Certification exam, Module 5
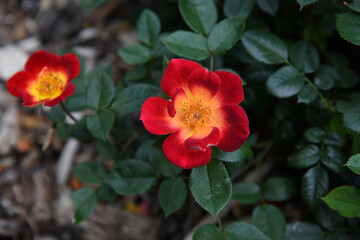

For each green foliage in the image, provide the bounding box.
[193,224,223,240]
[86,73,114,111]
[118,44,151,64]
[256,0,279,16]
[296,0,318,10]
[291,144,320,168]
[189,159,232,217]
[225,222,270,240]
[49,107,65,123]
[212,142,252,163]
[86,110,114,140]
[96,139,116,160]
[290,40,320,74]
[224,0,256,17]
[322,186,360,218]
[56,123,71,141]
[232,182,261,204]
[263,177,297,202]
[71,188,98,223]
[136,9,161,46]
[283,221,323,240]
[346,154,360,175]
[159,178,187,217]
[73,162,106,184]
[336,12,360,46]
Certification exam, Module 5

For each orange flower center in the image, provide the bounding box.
[35,69,65,99]
[182,98,213,128]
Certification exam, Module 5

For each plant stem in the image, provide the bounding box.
[210,54,214,72]
[216,215,223,232]
[59,101,77,122]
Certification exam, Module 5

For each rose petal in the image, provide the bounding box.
[58,53,81,82]
[163,130,212,169]
[140,97,182,135]
[211,104,249,152]
[161,59,201,98]
[6,71,35,98]
[184,126,220,151]
[211,71,244,108]
[25,51,59,75]
[167,88,189,117]
[188,68,220,101]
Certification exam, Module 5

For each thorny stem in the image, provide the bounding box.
[59,101,77,122]
[210,53,214,72]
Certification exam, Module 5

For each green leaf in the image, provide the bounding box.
[104,159,157,195]
[336,12,360,46]
[49,107,65,123]
[291,145,320,169]
[296,0,319,10]
[193,224,223,240]
[96,139,116,160]
[346,154,360,175]
[80,0,108,14]
[283,221,323,240]
[56,124,71,141]
[86,73,114,111]
[208,17,246,55]
[301,166,329,209]
[83,63,112,89]
[225,222,270,240]
[324,132,345,147]
[338,69,359,88]
[159,178,187,217]
[124,65,147,84]
[344,104,360,133]
[241,30,288,64]
[136,9,161,46]
[314,65,337,90]
[290,40,320,74]
[162,31,210,61]
[224,0,256,17]
[212,142,252,163]
[346,1,360,13]
[256,0,279,16]
[73,162,106,184]
[71,188,98,223]
[97,183,116,203]
[263,177,296,202]
[178,0,217,35]
[189,159,232,217]
[118,44,151,64]
[86,110,115,140]
[163,55,169,72]
[266,66,305,98]
[322,186,360,218]
[232,182,261,204]
[297,85,317,104]
[252,204,286,240]
[321,147,346,174]
[111,84,161,114]
[304,127,324,144]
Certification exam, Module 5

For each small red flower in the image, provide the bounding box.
[6,50,80,107]
[140,59,249,169]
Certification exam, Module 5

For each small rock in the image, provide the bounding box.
[0,45,28,81]
[18,36,41,52]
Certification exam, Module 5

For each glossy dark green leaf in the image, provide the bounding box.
[324,132,345,147]
[83,63,112,89]
[124,65,147,84]
[178,0,217,35]
[212,142,252,163]
[225,222,270,240]
[290,40,320,73]
[118,44,151,64]
[252,204,286,240]
[86,110,115,140]
[73,162,106,184]
[297,85,317,104]
[304,127,324,144]
[336,12,360,46]
[263,177,297,202]
[97,183,117,203]
[322,186,360,218]
[56,124,71,141]
[267,66,305,98]
[193,224,223,240]
[71,188,98,223]
[232,182,261,204]
[338,69,359,88]
[224,0,256,17]
[208,17,246,55]
[136,9,161,46]
[96,139,116,160]
[344,104,360,133]
[104,160,157,195]
[314,65,337,90]
[163,55,169,72]
[296,0,318,10]
[241,30,288,64]
[159,178,187,217]
[49,107,65,123]
[111,84,161,114]
[291,144,320,169]
[86,73,114,111]
[256,0,279,16]
[346,1,360,13]
[189,159,232,217]
[162,31,210,60]
[321,147,346,174]
[301,166,329,209]
[283,221,323,240]
[346,154,360,175]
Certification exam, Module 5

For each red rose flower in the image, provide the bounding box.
[6,50,80,107]
[140,59,249,169]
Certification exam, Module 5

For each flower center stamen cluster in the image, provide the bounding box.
[36,69,64,96]
[182,98,212,127]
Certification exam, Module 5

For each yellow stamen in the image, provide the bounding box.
[182,98,213,128]
[35,68,64,99]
